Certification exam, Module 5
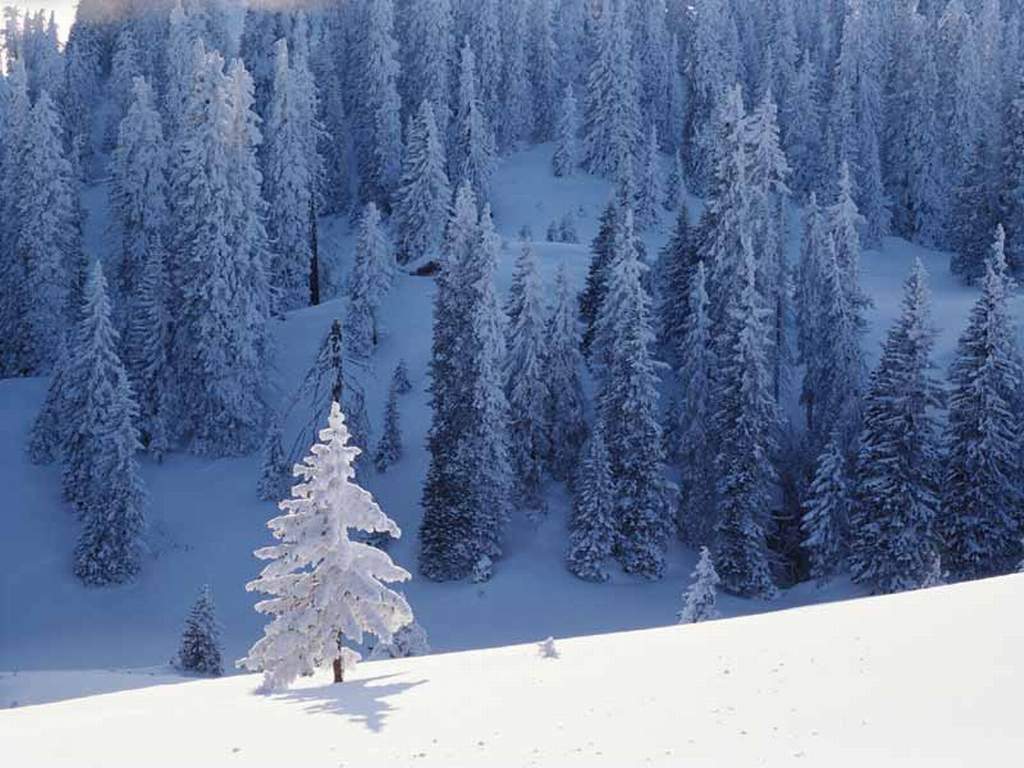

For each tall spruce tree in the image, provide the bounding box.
[595,210,669,579]
[850,258,943,595]
[801,437,851,584]
[504,243,549,509]
[66,262,147,586]
[566,425,616,583]
[940,228,1024,580]
[552,83,579,178]
[543,264,587,482]
[394,99,450,265]
[712,238,778,599]
[451,36,496,205]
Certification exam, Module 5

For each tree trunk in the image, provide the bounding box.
[309,201,321,307]
[332,657,344,683]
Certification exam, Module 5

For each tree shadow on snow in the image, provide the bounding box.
[277,674,426,732]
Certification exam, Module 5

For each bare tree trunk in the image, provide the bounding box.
[332,657,344,683]
[309,200,321,307]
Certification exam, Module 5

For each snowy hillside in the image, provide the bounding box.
[1,143,1011,672]
[4,573,1022,767]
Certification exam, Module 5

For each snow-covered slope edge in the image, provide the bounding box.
[4,574,1021,768]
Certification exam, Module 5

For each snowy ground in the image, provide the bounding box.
[0,144,1015,683]
[3,574,1021,766]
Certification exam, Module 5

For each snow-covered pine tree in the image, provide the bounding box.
[1002,69,1024,274]
[529,0,558,142]
[497,0,533,149]
[594,209,669,579]
[583,0,640,177]
[287,319,370,467]
[17,89,79,372]
[783,49,823,198]
[566,424,616,583]
[355,0,402,209]
[163,0,193,143]
[940,227,1024,580]
[552,83,579,177]
[257,417,290,502]
[657,204,697,369]
[462,206,513,566]
[678,546,720,623]
[175,584,223,676]
[579,199,620,359]
[264,37,321,312]
[369,620,431,659]
[950,137,999,284]
[241,402,413,691]
[111,76,169,317]
[543,263,587,482]
[663,146,686,211]
[635,123,661,230]
[676,262,718,549]
[394,99,450,265]
[400,0,452,134]
[374,381,403,473]
[712,238,778,599]
[451,36,496,205]
[345,202,395,356]
[0,58,31,375]
[504,242,549,509]
[801,437,850,584]
[419,184,481,581]
[850,258,943,595]
[392,358,412,395]
[27,338,71,465]
[123,239,172,460]
[108,26,141,138]
[744,88,791,403]
[169,43,267,456]
[66,262,147,586]
[828,161,872,323]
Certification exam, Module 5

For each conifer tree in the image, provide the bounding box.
[462,206,513,565]
[451,37,496,205]
[566,425,616,583]
[287,319,371,467]
[663,146,686,211]
[783,49,823,197]
[595,210,669,579]
[678,547,720,623]
[420,185,481,581]
[552,83,579,178]
[111,76,169,313]
[67,262,147,586]
[169,43,267,455]
[498,0,533,149]
[374,382,403,473]
[676,262,717,548]
[850,259,943,595]
[400,0,452,132]
[940,228,1024,579]
[712,241,778,599]
[583,0,640,177]
[543,264,587,482]
[950,138,998,284]
[345,202,395,356]
[393,358,412,395]
[394,100,450,265]
[356,0,403,209]
[175,585,223,676]
[504,243,549,508]
[257,417,290,502]
[265,38,321,311]
[27,338,71,466]
[18,89,79,372]
[657,204,697,369]
[242,403,413,691]
[124,242,172,460]
[635,123,661,230]
[109,26,141,132]
[801,437,850,583]
[529,0,558,142]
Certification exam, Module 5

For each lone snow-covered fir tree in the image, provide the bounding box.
[175,584,223,676]
[241,403,414,691]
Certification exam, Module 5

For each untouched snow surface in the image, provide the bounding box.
[1,144,1017,676]
[3,574,1022,766]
